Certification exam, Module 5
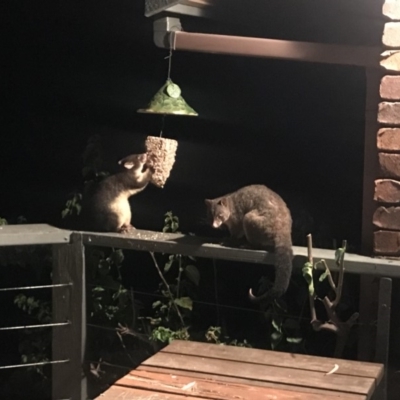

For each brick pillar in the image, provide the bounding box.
[358,0,394,362]
[374,2,400,256]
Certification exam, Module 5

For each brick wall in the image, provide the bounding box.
[374,1,400,256]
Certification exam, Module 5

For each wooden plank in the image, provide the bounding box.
[0,222,399,278]
[160,341,384,382]
[137,366,366,400]
[82,229,273,265]
[141,352,376,398]
[115,370,360,400]
[97,385,207,399]
[52,233,87,400]
[114,369,361,399]
[172,31,381,68]
[0,224,71,246]
[81,229,400,277]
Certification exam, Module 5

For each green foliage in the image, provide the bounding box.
[150,326,190,344]
[0,217,8,225]
[302,261,314,295]
[335,245,346,266]
[205,326,252,348]
[61,134,109,220]
[14,294,51,323]
[87,248,136,326]
[61,192,82,219]
[14,294,52,377]
[144,212,200,342]
[163,211,179,233]
[269,300,303,351]
[0,219,54,380]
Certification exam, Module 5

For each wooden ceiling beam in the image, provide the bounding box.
[145,0,212,17]
[154,17,381,67]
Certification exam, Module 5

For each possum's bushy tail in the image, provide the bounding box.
[248,241,293,303]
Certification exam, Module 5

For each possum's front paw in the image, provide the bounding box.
[220,237,248,248]
[145,156,156,173]
[118,224,136,234]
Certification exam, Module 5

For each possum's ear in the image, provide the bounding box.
[118,156,135,169]
[218,198,227,206]
[204,199,212,208]
[121,162,134,169]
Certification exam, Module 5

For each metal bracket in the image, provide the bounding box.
[153,16,182,48]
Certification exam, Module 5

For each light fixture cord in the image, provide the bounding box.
[166,31,176,81]
[160,32,177,137]
[159,114,165,138]
[167,47,173,81]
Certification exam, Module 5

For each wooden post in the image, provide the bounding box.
[52,233,87,400]
[359,0,394,362]
[359,67,382,361]
[374,277,392,400]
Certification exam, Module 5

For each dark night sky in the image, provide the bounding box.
[2,1,384,249]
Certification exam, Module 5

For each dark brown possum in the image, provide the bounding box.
[81,153,153,233]
[205,184,293,303]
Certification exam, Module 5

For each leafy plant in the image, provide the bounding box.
[143,212,201,344]
[205,326,252,348]
[150,326,190,344]
[87,248,138,327]
[0,217,8,225]
[14,294,52,377]
[61,192,82,219]
[0,216,53,381]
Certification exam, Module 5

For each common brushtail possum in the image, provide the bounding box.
[81,153,153,233]
[205,184,293,303]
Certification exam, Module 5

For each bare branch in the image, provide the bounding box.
[305,237,357,358]
[306,234,317,323]
[149,252,185,328]
[332,240,347,309]
[316,259,336,293]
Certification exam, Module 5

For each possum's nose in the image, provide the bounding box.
[213,220,222,228]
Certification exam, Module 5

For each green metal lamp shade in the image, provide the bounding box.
[137,79,198,116]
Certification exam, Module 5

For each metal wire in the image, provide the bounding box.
[0,322,70,331]
[0,283,72,292]
[0,359,69,370]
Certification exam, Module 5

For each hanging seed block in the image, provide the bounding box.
[145,136,178,188]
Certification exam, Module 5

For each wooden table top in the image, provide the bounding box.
[97,339,384,399]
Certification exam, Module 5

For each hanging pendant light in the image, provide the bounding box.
[137,78,198,116]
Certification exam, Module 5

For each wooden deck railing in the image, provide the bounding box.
[0,223,398,400]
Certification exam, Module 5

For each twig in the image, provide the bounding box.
[116,330,136,366]
[176,255,183,298]
[213,258,221,326]
[130,287,136,329]
[305,237,358,358]
[306,234,317,323]
[149,252,185,327]
[315,260,336,293]
[332,240,347,309]
[307,233,313,265]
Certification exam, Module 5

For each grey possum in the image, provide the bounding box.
[205,184,293,303]
[81,153,153,233]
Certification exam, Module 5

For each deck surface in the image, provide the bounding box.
[96,340,383,400]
